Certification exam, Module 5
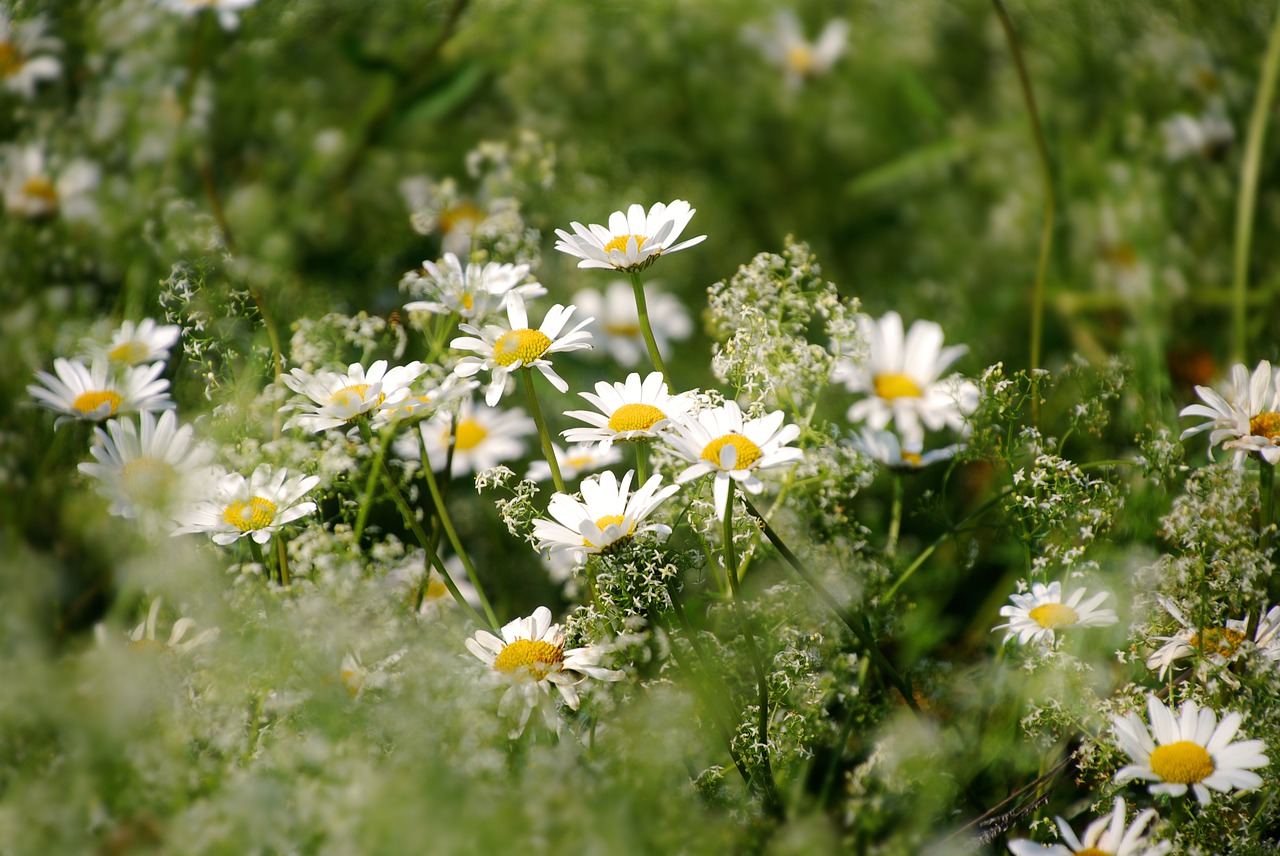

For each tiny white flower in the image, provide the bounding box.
[993,580,1117,646]
[402,252,545,322]
[563,371,696,450]
[742,9,849,90]
[81,319,182,367]
[172,464,320,546]
[554,200,706,273]
[532,470,678,564]
[280,359,427,433]
[29,358,174,426]
[1006,797,1170,856]
[570,281,692,367]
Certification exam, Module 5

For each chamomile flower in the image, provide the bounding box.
[562,371,696,449]
[1162,109,1234,161]
[554,199,706,273]
[1006,797,1170,856]
[570,281,692,367]
[526,441,623,483]
[465,606,624,733]
[401,175,481,257]
[1112,695,1268,804]
[82,318,182,367]
[1180,360,1280,464]
[399,397,535,478]
[339,648,405,699]
[664,400,803,519]
[1146,597,1280,680]
[120,598,219,655]
[848,426,961,472]
[742,9,849,90]
[3,145,99,221]
[280,359,427,433]
[832,311,978,446]
[0,10,61,99]
[451,294,593,406]
[29,358,174,426]
[172,464,320,546]
[401,253,545,322]
[532,470,678,564]
[993,580,1118,646]
[160,0,258,30]
[78,411,214,520]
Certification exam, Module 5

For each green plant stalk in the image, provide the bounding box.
[885,487,1012,601]
[521,369,565,493]
[628,270,672,388]
[1232,7,1280,365]
[354,419,396,544]
[275,537,290,587]
[1264,461,1279,604]
[247,538,269,582]
[634,441,648,483]
[887,472,904,557]
[419,455,500,630]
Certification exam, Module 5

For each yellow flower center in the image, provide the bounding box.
[493,328,552,367]
[340,666,363,697]
[873,373,923,401]
[440,201,480,235]
[492,638,564,680]
[899,450,923,466]
[585,513,635,549]
[461,293,475,311]
[423,577,450,601]
[221,496,278,532]
[0,41,21,78]
[603,320,642,337]
[21,176,58,206]
[108,340,151,364]
[1074,850,1112,856]
[129,640,169,654]
[701,434,763,470]
[603,234,649,255]
[785,45,814,74]
[607,403,667,433]
[1148,741,1215,785]
[452,419,487,451]
[1189,626,1247,658]
[122,456,177,504]
[72,390,122,417]
[564,455,595,470]
[1250,412,1280,442]
[1029,602,1079,629]
[327,383,383,413]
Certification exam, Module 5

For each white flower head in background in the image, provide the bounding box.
[993,580,1118,647]
[280,359,427,433]
[401,175,481,258]
[2,145,99,221]
[78,411,214,520]
[1162,108,1234,162]
[526,441,622,484]
[1180,360,1280,465]
[554,200,706,273]
[848,426,962,472]
[29,358,174,426]
[402,253,545,323]
[1006,797,1171,856]
[172,464,320,546]
[82,319,182,368]
[570,280,692,367]
[742,9,848,90]
[0,9,61,99]
[160,0,258,31]
[399,397,536,478]
[451,293,593,406]
[113,598,219,656]
[532,470,678,564]
[563,371,696,450]
[1112,695,1267,804]
[1146,596,1280,681]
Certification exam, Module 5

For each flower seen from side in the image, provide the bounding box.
[82,318,182,367]
[848,426,962,472]
[1111,695,1268,804]
[526,441,622,483]
[532,469,678,564]
[562,371,696,450]
[398,397,535,477]
[29,358,174,426]
[570,281,692,367]
[402,253,545,322]
[2,145,99,221]
[78,411,214,520]
[451,294,593,406]
[994,580,1118,646]
[742,9,849,90]
[1006,797,1171,856]
[1179,360,1280,465]
[280,359,427,433]
[115,598,219,656]
[172,464,320,546]
[1162,109,1234,162]
[0,10,61,99]
[1146,596,1280,680]
[554,199,706,273]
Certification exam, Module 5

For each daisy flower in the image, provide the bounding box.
[993,580,1118,646]
[1179,360,1280,464]
[172,464,320,546]
[1112,695,1268,804]
[78,411,214,520]
[554,199,706,273]
[664,400,803,519]
[0,10,61,99]
[402,253,545,323]
[526,441,623,483]
[160,0,258,30]
[832,311,979,446]
[742,9,849,90]
[118,598,219,656]
[465,606,624,733]
[562,371,696,450]
[280,359,427,433]
[401,175,482,257]
[2,145,99,221]
[532,470,679,564]
[82,318,182,367]
[1162,109,1234,161]
[451,294,593,406]
[1146,596,1280,680]
[570,281,693,367]
[339,648,406,699]
[848,426,962,472]
[1006,797,1171,856]
[398,397,536,478]
[29,358,174,426]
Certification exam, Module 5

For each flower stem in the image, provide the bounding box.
[634,442,648,483]
[521,369,565,493]
[628,271,672,388]
[887,472,904,557]
[418,455,500,629]
[1263,461,1279,603]
[247,539,269,581]
[354,419,395,544]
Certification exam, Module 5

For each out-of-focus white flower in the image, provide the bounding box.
[1146,596,1280,680]
[2,145,99,221]
[742,9,849,90]
[115,598,219,655]
[172,464,320,546]
[532,470,678,564]
[81,319,182,367]
[401,175,482,257]
[1180,360,1280,465]
[993,580,1117,646]
[570,281,692,367]
[339,648,406,699]
[563,371,696,450]
[78,411,214,520]
[0,10,61,99]
[398,397,536,478]
[159,0,258,31]
[280,359,427,433]
[554,200,706,273]
[402,253,545,322]
[1006,797,1170,856]
[1162,109,1234,161]
[29,358,174,426]
[848,427,961,471]
[526,441,622,483]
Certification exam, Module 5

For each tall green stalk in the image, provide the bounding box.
[628,271,672,388]
[521,369,565,493]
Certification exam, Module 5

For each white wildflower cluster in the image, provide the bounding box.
[287,311,408,372]
[1008,453,1119,572]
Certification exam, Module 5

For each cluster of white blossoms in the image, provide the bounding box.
[1179,359,1280,466]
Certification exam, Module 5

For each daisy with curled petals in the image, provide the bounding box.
[78,411,214,520]
[562,371,696,450]
[832,311,978,446]
[172,464,320,546]
[396,397,535,477]
[401,253,545,323]
[665,400,803,519]
[554,199,706,273]
[571,281,693,367]
[1179,360,1280,464]
[29,358,173,426]
[82,318,182,367]
[993,580,1118,646]
[451,293,593,406]
[1146,596,1280,680]
[0,10,62,100]
[280,359,427,433]
[1006,797,1171,856]
[1112,695,1268,804]
[848,426,961,472]
[532,470,679,564]
[526,441,622,483]
[466,606,624,734]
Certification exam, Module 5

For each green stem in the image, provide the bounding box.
[419,458,500,630]
[885,487,1013,601]
[634,442,648,483]
[521,369,565,494]
[1264,462,1279,603]
[887,472,904,557]
[354,419,395,544]
[1232,6,1280,365]
[275,537,290,587]
[628,271,672,388]
[247,539,269,582]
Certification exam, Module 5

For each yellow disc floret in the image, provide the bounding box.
[73,390,123,417]
[1189,626,1247,658]
[585,513,635,549]
[493,638,564,680]
[108,341,151,364]
[453,419,487,451]
[701,434,763,470]
[1029,602,1079,629]
[1149,741,1215,785]
[122,456,176,504]
[493,328,552,367]
[328,383,383,413]
[603,320,642,337]
[607,403,667,434]
[1250,412,1280,442]
[873,372,923,401]
[20,176,57,207]
[221,496,278,532]
[604,234,648,255]
[0,42,22,78]
[1073,849,1111,856]
[785,45,815,74]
